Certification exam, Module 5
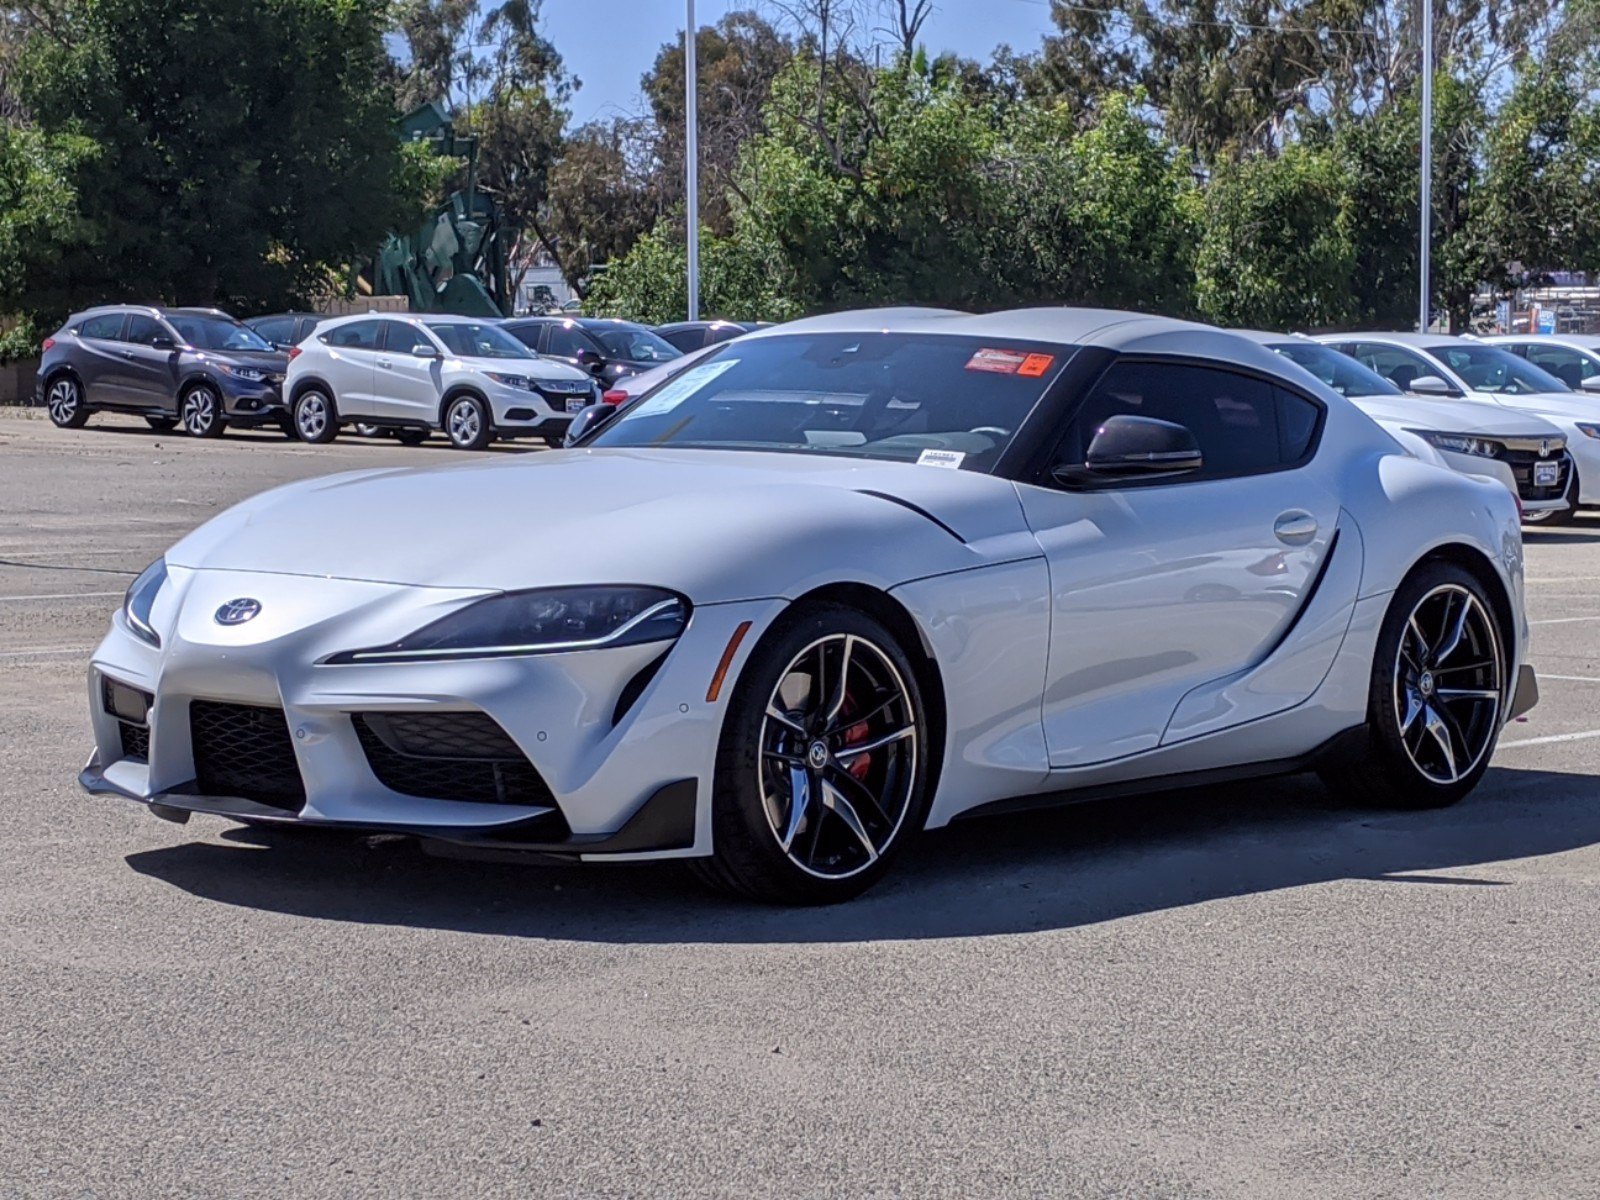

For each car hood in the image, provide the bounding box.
[193,348,290,371]
[1473,391,1600,425]
[165,449,1036,602]
[454,355,591,383]
[1352,394,1565,439]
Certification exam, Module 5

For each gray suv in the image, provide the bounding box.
[36,306,291,437]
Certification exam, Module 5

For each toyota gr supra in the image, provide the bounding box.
[81,308,1538,904]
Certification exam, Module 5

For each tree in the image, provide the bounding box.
[0,121,94,347]
[543,118,664,294]
[20,0,412,313]
[584,219,802,324]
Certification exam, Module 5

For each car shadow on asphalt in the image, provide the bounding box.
[123,764,1600,943]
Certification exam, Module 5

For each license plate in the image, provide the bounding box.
[1534,461,1560,487]
[565,397,589,413]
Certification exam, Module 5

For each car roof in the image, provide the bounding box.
[1486,332,1600,350]
[656,319,749,333]
[1314,331,1468,347]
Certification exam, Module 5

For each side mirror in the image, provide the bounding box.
[1581,376,1600,394]
[410,343,440,359]
[574,347,606,374]
[151,335,176,351]
[1408,374,1458,397]
[1051,414,1203,487]
[564,402,618,447]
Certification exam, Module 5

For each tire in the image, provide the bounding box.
[396,427,429,446]
[292,387,338,444]
[443,394,493,451]
[1321,562,1507,810]
[1522,494,1579,527]
[180,383,225,438]
[353,423,384,438]
[276,411,298,440]
[541,432,564,449]
[144,414,178,432]
[691,602,932,904]
[45,375,89,428]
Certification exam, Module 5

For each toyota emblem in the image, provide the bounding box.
[215,598,262,625]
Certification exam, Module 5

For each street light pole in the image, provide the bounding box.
[1419,0,1433,332]
[685,0,700,322]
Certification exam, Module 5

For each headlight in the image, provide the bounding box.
[219,364,267,382]
[326,586,690,664]
[1410,430,1500,458]
[1576,423,1600,440]
[485,372,532,391]
[123,559,167,647]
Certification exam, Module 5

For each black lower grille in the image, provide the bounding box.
[352,711,563,817]
[189,700,306,811]
[118,721,150,761]
[1501,448,1572,503]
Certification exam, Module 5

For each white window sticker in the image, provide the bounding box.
[916,448,965,469]
[630,358,740,418]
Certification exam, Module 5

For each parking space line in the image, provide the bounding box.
[0,591,123,603]
[1498,728,1600,750]
[1538,674,1600,684]
[0,645,95,660]
[1529,616,1600,626]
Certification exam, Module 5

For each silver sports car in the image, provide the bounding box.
[82,308,1537,903]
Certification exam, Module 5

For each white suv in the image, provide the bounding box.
[285,313,598,450]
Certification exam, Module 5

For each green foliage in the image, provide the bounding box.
[584,220,802,325]
[19,0,411,314]
[0,123,96,323]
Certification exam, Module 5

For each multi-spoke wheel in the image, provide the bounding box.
[46,376,89,428]
[445,394,492,450]
[180,383,225,438]
[1323,563,1507,809]
[695,603,932,904]
[292,388,338,444]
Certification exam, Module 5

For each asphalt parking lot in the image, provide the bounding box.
[1,409,1596,1199]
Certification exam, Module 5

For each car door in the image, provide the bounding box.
[370,320,441,423]
[318,319,384,416]
[109,314,181,412]
[1519,343,1600,391]
[542,321,594,373]
[1335,341,1463,396]
[1014,358,1341,768]
[72,312,128,405]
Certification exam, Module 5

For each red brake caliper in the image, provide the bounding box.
[839,690,871,781]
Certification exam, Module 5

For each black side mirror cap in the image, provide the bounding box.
[1052,414,1204,487]
[564,402,618,447]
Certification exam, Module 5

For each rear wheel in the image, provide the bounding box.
[1322,563,1506,809]
[144,414,178,432]
[396,427,429,446]
[180,383,224,438]
[46,376,89,428]
[692,603,931,904]
[444,394,493,451]
[292,388,337,444]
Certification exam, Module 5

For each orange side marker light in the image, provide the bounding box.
[706,621,753,703]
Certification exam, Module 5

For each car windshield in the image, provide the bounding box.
[588,332,1073,472]
[592,325,681,363]
[168,315,272,352]
[425,322,530,360]
[1425,343,1569,395]
[1269,342,1400,398]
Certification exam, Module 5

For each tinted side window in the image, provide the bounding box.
[1346,342,1439,391]
[1525,344,1598,389]
[252,317,292,345]
[123,315,167,346]
[79,313,125,340]
[296,317,324,343]
[660,327,703,352]
[378,320,426,352]
[1064,362,1315,481]
[544,323,589,358]
[323,320,383,349]
[502,323,541,353]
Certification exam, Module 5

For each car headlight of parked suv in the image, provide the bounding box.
[485,372,536,391]
[1575,423,1600,440]
[217,363,269,382]
[123,559,167,647]
[325,586,690,664]
[1409,431,1503,458]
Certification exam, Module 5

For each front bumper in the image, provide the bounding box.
[485,382,594,434]
[80,566,783,860]
[216,374,287,421]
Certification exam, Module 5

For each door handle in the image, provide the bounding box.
[1274,511,1318,545]
[377,358,392,369]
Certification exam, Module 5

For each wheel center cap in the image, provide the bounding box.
[807,741,829,770]
[1418,670,1436,697]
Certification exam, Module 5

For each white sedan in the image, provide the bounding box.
[82,309,1535,904]
[1318,332,1598,524]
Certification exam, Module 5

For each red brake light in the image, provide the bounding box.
[41,337,55,352]
[602,388,628,405]
[287,346,301,361]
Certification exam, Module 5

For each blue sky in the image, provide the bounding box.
[541,0,1057,126]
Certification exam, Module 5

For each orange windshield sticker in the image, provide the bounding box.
[1018,353,1056,377]
[965,348,1027,374]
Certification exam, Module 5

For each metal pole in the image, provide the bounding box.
[1419,0,1433,332]
[685,0,700,322]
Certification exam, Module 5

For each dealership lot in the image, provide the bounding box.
[1,410,1596,1198]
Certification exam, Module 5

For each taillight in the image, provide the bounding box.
[41,337,55,352]
[287,346,301,361]
[602,388,627,405]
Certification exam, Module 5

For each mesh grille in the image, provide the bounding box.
[189,700,306,812]
[118,721,150,761]
[352,712,563,816]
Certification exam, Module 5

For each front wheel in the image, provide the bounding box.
[1321,563,1506,809]
[693,604,931,904]
[444,394,492,451]
[292,388,338,444]
[180,383,225,438]
[45,376,89,428]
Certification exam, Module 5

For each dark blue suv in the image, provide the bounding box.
[36,306,291,437]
